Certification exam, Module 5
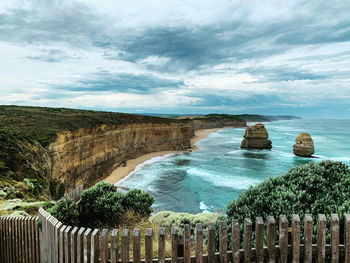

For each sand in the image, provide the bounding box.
[103,128,226,185]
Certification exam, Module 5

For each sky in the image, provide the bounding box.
[0,0,350,118]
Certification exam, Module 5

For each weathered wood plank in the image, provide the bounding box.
[292,214,300,263]
[331,214,339,263]
[279,215,288,263]
[317,214,326,263]
[91,229,100,263]
[244,218,252,263]
[196,223,203,263]
[59,225,67,263]
[83,228,92,263]
[111,229,119,263]
[70,226,79,263]
[267,216,276,263]
[255,217,264,263]
[171,226,178,263]
[65,226,73,263]
[121,229,129,263]
[145,228,153,263]
[304,214,313,263]
[100,229,108,263]
[31,218,37,263]
[77,227,86,263]
[133,228,141,263]
[208,223,215,263]
[219,221,228,263]
[345,214,350,263]
[232,219,240,263]
[159,227,166,263]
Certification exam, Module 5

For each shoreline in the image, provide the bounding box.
[103,127,226,185]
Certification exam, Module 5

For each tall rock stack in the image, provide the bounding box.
[241,123,272,150]
[293,133,314,157]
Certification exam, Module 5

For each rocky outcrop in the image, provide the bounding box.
[293,133,314,157]
[241,123,272,150]
[48,122,193,194]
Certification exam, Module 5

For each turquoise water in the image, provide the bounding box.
[119,119,350,214]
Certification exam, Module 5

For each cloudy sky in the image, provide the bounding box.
[1,0,350,117]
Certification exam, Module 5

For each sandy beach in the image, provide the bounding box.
[104,128,225,185]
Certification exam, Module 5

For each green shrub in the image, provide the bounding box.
[79,182,154,228]
[122,189,154,217]
[151,211,219,238]
[225,160,350,243]
[48,196,80,226]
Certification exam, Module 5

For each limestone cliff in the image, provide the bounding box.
[190,115,246,130]
[48,122,193,194]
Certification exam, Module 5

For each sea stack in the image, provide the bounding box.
[293,133,314,157]
[241,123,272,150]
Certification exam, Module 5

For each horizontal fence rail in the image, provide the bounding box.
[0,216,40,263]
[35,209,350,263]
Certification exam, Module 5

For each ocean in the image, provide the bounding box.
[118,119,350,214]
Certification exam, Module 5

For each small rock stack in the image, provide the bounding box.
[241,123,272,150]
[293,133,314,157]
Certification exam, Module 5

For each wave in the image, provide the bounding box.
[199,201,211,213]
[187,167,260,189]
[115,153,176,186]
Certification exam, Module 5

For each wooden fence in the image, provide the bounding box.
[36,208,350,263]
[0,216,40,263]
[66,184,84,203]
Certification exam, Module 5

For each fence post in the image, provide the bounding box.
[317,214,326,263]
[121,229,129,263]
[255,217,264,263]
[91,229,100,263]
[345,214,350,263]
[77,227,86,263]
[279,215,288,263]
[0,217,3,263]
[111,229,119,263]
[196,223,203,263]
[145,228,153,263]
[304,214,313,263]
[83,228,92,263]
[100,229,108,263]
[232,219,240,263]
[244,218,252,263]
[133,228,141,263]
[65,226,73,263]
[159,227,166,263]
[292,215,300,263]
[171,226,178,263]
[331,214,339,263]
[219,221,228,263]
[267,216,276,263]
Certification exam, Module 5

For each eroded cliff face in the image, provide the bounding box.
[48,122,193,193]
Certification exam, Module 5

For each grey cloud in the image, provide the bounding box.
[25,49,79,62]
[53,71,184,93]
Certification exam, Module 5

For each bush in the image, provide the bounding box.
[48,196,80,226]
[80,182,154,228]
[151,211,219,238]
[226,160,350,242]
[122,189,154,217]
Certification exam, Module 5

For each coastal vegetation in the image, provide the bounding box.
[49,182,154,228]
[225,160,350,242]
